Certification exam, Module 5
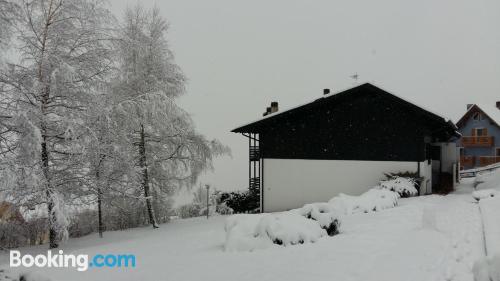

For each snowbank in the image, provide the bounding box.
[224,214,272,251]
[376,177,418,198]
[473,169,500,281]
[329,189,399,215]
[473,255,500,281]
[475,169,500,190]
[472,189,498,201]
[479,197,500,256]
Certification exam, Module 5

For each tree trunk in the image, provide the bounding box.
[96,172,104,238]
[139,124,158,228]
[40,83,58,249]
[42,141,58,248]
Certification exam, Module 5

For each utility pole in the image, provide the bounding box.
[205,184,210,219]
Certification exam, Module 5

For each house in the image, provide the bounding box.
[232,83,460,212]
[456,103,500,169]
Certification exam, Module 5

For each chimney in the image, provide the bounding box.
[323,88,330,95]
[496,101,500,110]
[262,107,271,117]
[467,104,474,110]
[270,102,279,113]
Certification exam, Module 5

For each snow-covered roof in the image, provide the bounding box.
[476,103,500,126]
[457,103,500,128]
[232,82,456,133]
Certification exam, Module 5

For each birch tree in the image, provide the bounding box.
[0,0,113,248]
[114,5,229,228]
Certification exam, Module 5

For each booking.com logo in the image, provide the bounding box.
[10,250,136,272]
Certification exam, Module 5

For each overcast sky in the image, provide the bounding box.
[109,0,500,199]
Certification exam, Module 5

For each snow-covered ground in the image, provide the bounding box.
[1,178,498,281]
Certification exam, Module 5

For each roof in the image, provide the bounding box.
[232,83,458,134]
[456,103,500,128]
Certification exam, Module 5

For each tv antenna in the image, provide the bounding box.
[350,73,359,83]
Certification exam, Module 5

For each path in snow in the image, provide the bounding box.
[0,181,487,281]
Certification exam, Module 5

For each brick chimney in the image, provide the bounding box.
[496,101,500,110]
[324,88,330,95]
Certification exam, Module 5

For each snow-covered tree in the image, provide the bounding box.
[0,0,113,248]
[0,0,18,54]
[113,5,229,228]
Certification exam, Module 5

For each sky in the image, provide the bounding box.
[108,0,500,200]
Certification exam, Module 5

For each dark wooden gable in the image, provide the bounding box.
[233,83,458,162]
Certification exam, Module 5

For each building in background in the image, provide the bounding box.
[232,83,460,212]
[456,103,500,170]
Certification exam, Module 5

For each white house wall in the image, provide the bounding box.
[419,161,432,195]
[432,142,458,173]
[262,159,430,212]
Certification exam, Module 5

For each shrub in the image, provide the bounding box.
[381,172,422,197]
[216,184,260,214]
[176,204,202,219]
[0,222,27,249]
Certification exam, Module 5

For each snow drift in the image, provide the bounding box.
[472,189,498,201]
[329,189,399,215]
[472,169,500,281]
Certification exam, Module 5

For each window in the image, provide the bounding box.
[472,112,482,121]
[473,128,488,136]
[496,148,500,156]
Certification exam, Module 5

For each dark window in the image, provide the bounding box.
[472,112,482,121]
[474,128,487,136]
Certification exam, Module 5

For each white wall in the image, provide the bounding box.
[263,159,426,212]
[432,142,458,173]
[419,160,432,195]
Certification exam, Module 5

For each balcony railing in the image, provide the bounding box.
[460,155,475,168]
[461,136,494,147]
[479,156,500,167]
[249,146,260,161]
[249,177,260,189]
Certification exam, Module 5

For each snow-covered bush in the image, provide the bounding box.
[472,189,498,201]
[293,203,341,236]
[224,214,271,251]
[216,202,234,215]
[377,176,418,198]
[329,189,399,215]
[176,204,202,219]
[224,187,401,252]
[224,212,329,251]
[255,213,326,246]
